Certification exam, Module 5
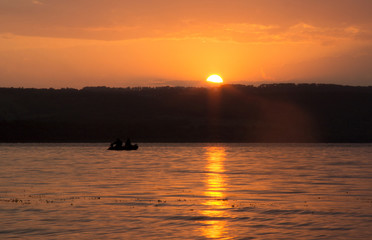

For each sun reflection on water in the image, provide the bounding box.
[200,147,231,239]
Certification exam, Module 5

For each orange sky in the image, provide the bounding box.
[1,0,372,88]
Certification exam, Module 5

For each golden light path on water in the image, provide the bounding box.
[200,147,231,239]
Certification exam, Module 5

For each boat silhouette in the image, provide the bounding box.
[107,144,139,151]
[108,138,138,151]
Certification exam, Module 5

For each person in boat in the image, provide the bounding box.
[124,138,132,148]
[111,138,123,148]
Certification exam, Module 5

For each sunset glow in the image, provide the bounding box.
[0,1,372,88]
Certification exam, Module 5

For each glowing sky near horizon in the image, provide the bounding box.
[1,0,372,88]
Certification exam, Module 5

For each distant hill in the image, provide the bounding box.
[1,84,372,142]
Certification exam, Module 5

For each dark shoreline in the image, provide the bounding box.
[1,140,372,143]
[1,83,372,143]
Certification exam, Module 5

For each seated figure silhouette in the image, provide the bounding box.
[124,138,132,148]
[110,138,123,149]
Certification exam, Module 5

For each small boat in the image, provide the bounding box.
[107,144,139,151]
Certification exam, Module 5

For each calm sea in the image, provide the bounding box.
[0,143,371,239]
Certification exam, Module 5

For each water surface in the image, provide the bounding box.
[0,143,371,239]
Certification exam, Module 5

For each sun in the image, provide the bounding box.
[207,74,223,84]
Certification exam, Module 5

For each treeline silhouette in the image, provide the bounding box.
[1,84,371,142]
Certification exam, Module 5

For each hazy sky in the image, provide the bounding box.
[1,0,372,88]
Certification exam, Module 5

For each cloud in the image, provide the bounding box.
[32,0,43,5]
[1,0,372,42]
[277,46,372,85]
[217,22,370,44]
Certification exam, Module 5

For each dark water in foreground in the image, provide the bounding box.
[0,143,371,239]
